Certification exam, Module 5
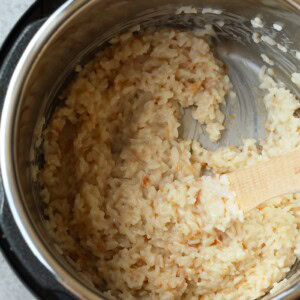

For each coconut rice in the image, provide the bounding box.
[40,28,300,299]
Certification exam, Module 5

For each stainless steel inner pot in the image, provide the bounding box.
[1,0,300,299]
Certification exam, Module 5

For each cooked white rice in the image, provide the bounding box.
[40,28,300,299]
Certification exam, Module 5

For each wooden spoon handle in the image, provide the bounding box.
[228,149,300,212]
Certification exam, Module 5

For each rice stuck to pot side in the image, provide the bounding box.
[40,28,300,299]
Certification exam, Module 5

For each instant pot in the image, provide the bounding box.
[0,0,300,299]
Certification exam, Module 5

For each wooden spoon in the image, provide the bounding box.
[227,149,300,213]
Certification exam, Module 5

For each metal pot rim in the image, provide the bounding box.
[0,0,99,298]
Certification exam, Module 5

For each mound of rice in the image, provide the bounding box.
[40,28,300,299]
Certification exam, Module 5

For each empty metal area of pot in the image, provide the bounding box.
[1,0,300,299]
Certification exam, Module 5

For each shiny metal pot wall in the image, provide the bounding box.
[1,0,300,299]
